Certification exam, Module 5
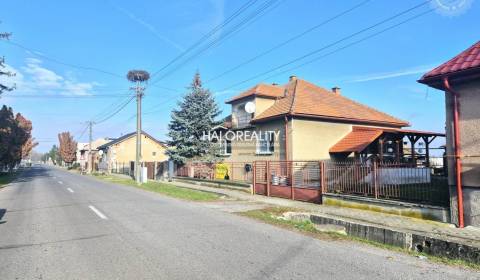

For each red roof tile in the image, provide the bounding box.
[329,126,444,153]
[252,79,409,127]
[329,127,383,153]
[420,41,480,83]
[225,83,284,104]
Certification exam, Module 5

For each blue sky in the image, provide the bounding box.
[1,0,479,152]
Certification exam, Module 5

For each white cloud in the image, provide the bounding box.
[22,58,63,89]
[345,64,437,83]
[6,58,98,96]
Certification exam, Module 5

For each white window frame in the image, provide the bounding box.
[256,132,275,155]
[220,139,232,156]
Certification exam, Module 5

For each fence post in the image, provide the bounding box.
[290,161,294,200]
[266,161,271,197]
[319,161,324,201]
[373,160,379,199]
[252,161,256,195]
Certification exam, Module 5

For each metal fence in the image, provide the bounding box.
[253,158,449,207]
[110,162,133,176]
[175,162,253,183]
[253,161,323,203]
[323,159,449,206]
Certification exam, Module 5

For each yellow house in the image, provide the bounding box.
[218,76,440,163]
[97,131,168,176]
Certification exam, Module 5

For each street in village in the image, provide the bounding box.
[0,165,478,279]
[2,1,480,279]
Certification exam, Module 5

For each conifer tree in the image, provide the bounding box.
[167,72,221,164]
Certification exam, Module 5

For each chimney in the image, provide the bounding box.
[332,86,341,95]
[289,75,297,82]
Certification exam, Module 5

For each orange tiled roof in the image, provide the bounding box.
[329,126,444,153]
[225,83,284,104]
[420,41,480,83]
[329,127,383,153]
[252,78,409,127]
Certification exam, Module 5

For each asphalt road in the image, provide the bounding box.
[0,166,477,279]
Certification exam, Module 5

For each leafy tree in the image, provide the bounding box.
[58,132,76,165]
[167,72,221,164]
[0,105,33,170]
[42,145,60,165]
[16,113,37,159]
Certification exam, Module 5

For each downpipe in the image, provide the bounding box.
[443,77,464,228]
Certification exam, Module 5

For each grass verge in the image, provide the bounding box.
[239,207,480,270]
[0,171,18,189]
[92,174,220,201]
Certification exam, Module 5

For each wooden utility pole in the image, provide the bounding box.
[87,121,94,173]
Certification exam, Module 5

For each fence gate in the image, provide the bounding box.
[253,161,323,203]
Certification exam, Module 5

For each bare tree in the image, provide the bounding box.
[58,132,77,165]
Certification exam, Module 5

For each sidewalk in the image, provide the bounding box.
[171,180,480,249]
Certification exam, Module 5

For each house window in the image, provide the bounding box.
[257,132,275,154]
[152,152,156,157]
[220,139,232,155]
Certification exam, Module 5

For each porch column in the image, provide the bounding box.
[378,139,384,161]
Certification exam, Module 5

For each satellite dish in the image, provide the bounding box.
[98,150,104,156]
[244,101,256,114]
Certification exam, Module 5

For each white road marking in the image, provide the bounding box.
[67,188,74,193]
[88,205,108,220]
[58,181,63,184]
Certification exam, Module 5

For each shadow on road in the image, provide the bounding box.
[13,166,52,183]
[0,208,6,224]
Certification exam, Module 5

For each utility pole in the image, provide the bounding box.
[127,70,150,184]
[87,121,94,173]
[134,81,144,183]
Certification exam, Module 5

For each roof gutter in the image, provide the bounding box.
[443,77,464,228]
[251,113,408,127]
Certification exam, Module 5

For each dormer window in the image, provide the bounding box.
[233,101,253,128]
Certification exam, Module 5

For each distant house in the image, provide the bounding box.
[76,138,112,171]
[97,131,168,178]
[418,40,480,227]
[219,76,442,164]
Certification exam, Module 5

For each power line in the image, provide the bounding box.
[1,40,180,93]
[91,93,132,121]
[150,0,260,79]
[1,40,125,79]
[94,96,135,124]
[151,0,281,85]
[205,0,372,83]
[259,8,437,83]
[75,123,90,141]
[2,94,133,99]
[219,0,432,91]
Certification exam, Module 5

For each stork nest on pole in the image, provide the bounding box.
[127,70,150,82]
